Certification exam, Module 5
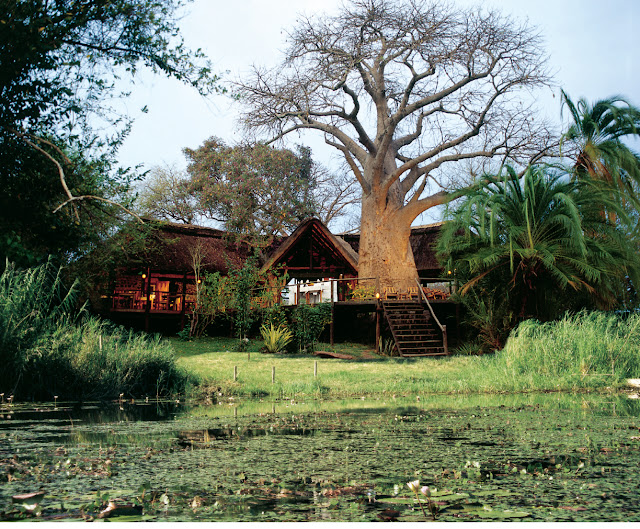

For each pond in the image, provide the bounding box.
[1,393,640,521]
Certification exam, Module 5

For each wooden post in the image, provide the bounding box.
[234,366,238,381]
[330,281,335,346]
[375,300,381,353]
[272,366,276,384]
[314,360,318,378]
[99,335,103,352]
[248,351,250,361]
[296,281,301,306]
[144,267,151,333]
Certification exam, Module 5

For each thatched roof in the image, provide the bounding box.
[116,218,443,277]
[129,221,249,275]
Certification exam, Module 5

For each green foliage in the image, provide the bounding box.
[0,259,79,391]
[560,90,640,211]
[260,323,294,354]
[291,303,332,353]
[190,271,232,338]
[349,284,376,300]
[500,311,640,381]
[1,0,217,133]
[378,337,398,357]
[439,164,639,346]
[184,138,317,245]
[228,256,260,343]
[262,304,288,330]
[0,0,219,267]
[0,261,188,399]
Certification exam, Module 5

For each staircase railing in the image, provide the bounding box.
[415,278,448,355]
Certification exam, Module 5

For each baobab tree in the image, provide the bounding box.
[237,0,554,287]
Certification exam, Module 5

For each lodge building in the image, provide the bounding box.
[91,218,458,355]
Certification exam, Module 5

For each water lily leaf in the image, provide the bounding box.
[439,501,488,513]
[471,489,515,498]
[431,493,469,502]
[375,496,414,505]
[12,491,45,505]
[97,501,143,518]
[477,509,531,519]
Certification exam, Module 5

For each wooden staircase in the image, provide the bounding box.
[382,300,447,357]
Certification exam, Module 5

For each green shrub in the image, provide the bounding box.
[260,323,293,354]
[291,303,332,353]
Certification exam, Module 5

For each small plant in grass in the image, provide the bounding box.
[260,323,293,353]
[378,337,398,357]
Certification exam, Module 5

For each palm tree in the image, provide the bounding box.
[560,90,640,221]
[438,165,637,347]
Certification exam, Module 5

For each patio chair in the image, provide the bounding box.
[383,286,398,300]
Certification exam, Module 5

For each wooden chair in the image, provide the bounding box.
[407,286,419,300]
[383,286,398,300]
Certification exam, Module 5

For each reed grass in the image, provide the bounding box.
[0,261,189,400]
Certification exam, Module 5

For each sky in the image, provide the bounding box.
[115,0,640,224]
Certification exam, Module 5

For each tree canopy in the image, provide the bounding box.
[560,90,640,223]
[183,139,316,245]
[237,0,554,286]
[0,0,218,267]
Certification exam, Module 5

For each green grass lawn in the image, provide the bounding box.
[172,339,625,401]
[172,312,640,400]
[173,336,481,399]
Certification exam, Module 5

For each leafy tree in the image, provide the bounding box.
[438,165,638,349]
[0,136,138,268]
[0,0,218,265]
[560,91,640,222]
[237,0,554,287]
[184,138,316,245]
[291,303,332,353]
[136,165,201,225]
[228,256,260,346]
[138,147,360,233]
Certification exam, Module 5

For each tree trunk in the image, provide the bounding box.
[358,191,418,290]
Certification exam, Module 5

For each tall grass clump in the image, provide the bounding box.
[0,261,190,400]
[0,260,78,394]
[496,311,640,388]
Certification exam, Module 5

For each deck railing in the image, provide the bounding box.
[416,277,448,355]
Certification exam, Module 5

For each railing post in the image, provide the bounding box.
[442,325,448,356]
[330,280,335,346]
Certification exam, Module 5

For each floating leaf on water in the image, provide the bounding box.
[12,491,45,504]
[476,509,531,519]
[471,489,515,498]
[12,491,45,513]
[97,501,143,518]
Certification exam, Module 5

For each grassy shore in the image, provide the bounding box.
[174,312,640,399]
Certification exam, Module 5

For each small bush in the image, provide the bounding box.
[260,323,293,353]
[291,303,332,353]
